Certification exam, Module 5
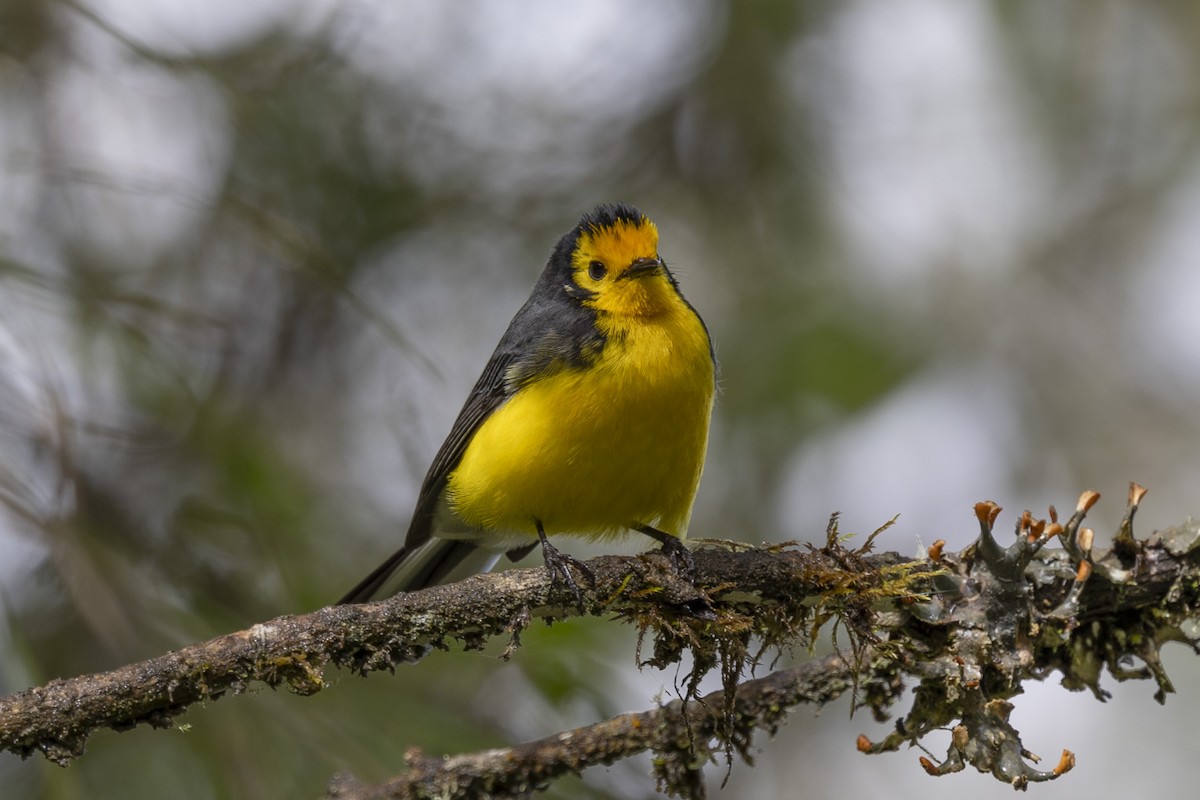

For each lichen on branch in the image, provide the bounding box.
[860,483,1200,789]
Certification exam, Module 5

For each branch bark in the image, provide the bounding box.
[3,489,1200,798]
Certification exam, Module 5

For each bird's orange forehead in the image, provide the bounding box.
[571,216,659,273]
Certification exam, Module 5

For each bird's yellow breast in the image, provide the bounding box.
[445,300,713,543]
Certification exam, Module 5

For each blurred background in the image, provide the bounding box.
[3,0,1200,797]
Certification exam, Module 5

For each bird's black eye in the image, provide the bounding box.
[588,261,607,281]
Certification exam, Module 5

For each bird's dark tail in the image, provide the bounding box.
[338,539,504,604]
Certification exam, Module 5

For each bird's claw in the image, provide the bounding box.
[658,535,696,581]
[537,531,595,610]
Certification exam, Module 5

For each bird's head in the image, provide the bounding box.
[556,203,679,318]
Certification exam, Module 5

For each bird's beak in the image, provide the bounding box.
[622,257,664,280]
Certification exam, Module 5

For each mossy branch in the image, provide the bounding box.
[3,486,1200,797]
[0,540,921,767]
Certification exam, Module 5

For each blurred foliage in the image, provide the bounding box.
[4,0,1200,798]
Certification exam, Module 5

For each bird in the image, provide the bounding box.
[339,202,715,604]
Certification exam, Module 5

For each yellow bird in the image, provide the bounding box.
[340,203,715,603]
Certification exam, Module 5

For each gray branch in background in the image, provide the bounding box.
[325,651,890,800]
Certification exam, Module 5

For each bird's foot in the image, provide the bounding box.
[637,526,696,580]
[659,535,696,581]
[537,528,595,610]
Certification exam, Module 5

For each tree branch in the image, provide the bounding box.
[4,486,1200,797]
[0,541,914,765]
[324,651,895,800]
